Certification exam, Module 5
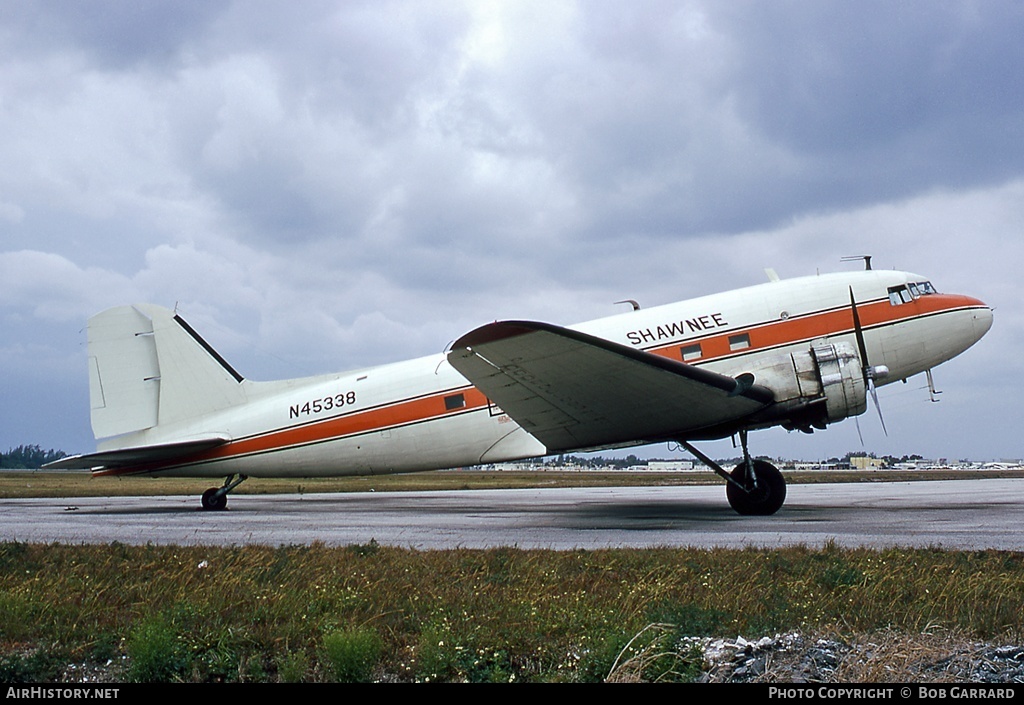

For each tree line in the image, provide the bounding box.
[0,445,68,469]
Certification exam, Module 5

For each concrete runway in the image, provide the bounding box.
[3,478,1023,551]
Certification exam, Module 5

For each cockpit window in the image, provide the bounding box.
[888,285,913,305]
[888,281,937,305]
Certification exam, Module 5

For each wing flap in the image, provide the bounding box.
[448,321,773,451]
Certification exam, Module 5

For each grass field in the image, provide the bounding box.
[3,540,1024,683]
[3,467,1023,499]
[3,469,1024,683]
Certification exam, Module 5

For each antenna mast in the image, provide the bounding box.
[841,255,873,271]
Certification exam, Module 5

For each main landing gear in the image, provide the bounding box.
[200,474,248,511]
[680,430,787,516]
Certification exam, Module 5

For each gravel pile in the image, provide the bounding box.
[691,632,1024,683]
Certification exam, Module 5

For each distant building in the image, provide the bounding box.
[647,460,696,472]
[850,456,885,470]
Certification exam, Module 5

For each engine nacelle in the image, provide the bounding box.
[741,341,867,431]
[810,342,867,422]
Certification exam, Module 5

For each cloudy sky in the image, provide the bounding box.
[2,1,1022,464]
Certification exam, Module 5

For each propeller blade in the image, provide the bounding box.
[869,382,888,436]
[850,286,888,436]
[849,287,871,377]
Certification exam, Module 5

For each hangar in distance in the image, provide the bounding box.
[48,264,993,515]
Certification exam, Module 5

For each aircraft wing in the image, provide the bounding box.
[447,321,774,452]
[42,435,229,473]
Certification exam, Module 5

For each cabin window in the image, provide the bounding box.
[728,333,751,351]
[680,343,702,361]
[444,393,466,411]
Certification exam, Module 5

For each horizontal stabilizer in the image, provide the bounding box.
[43,435,229,473]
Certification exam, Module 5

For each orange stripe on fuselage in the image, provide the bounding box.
[641,293,985,365]
[208,386,490,459]
[100,385,491,475]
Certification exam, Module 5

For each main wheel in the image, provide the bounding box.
[201,487,228,511]
[726,459,786,516]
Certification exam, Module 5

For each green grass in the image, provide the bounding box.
[322,627,383,682]
[0,470,711,499]
[3,467,1023,500]
[4,470,1024,681]
[2,541,1023,682]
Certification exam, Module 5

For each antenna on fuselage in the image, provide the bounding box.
[841,255,873,271]
[615,299,641,311]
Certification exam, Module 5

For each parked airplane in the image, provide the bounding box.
[48,266,992,515]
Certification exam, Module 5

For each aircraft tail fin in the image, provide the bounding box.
[88,304,247,440]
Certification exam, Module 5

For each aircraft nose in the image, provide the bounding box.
[972,301,994,341]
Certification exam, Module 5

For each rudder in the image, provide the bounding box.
[87,304,247,440]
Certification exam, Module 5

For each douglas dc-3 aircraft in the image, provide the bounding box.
[48,265,992,515]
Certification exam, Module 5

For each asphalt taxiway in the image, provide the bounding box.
[3,478,1023,550]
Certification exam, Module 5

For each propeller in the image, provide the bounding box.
[849,287,889,437]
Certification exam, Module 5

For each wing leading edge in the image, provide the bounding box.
[447,321,774,452]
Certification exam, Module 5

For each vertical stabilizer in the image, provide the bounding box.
[87,304,248,440]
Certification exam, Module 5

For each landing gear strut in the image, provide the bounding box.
[680,430,787,516]
[200,474,247,511]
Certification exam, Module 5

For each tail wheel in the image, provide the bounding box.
[726,459,786,516]
[201,487,228,511]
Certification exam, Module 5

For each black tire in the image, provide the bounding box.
[201,487,227,511]
[726,459,786,516]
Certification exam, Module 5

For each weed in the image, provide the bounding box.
[648,603,731,638]
[575,629,633,682]
[606,623,705,683]
[321,627,382,682]
[0,591,34,642]
[818,560,864,590]
[125,615,188,682]
[347,539,380,557]
[0,541,30,571]
[0,646,65,683]
[414,625,452,681]
[277,648,309,682]
[415,624,513,683]
[87,631,121,663]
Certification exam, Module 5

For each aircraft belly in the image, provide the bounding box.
[479,424,548,464]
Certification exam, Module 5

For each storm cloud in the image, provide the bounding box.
[2,1,1021,461]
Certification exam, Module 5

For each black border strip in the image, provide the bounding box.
[173,314,245,383]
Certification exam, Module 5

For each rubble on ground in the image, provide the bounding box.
[688,631,1024,683]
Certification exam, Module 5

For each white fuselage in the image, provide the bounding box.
[104,270,991,479]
